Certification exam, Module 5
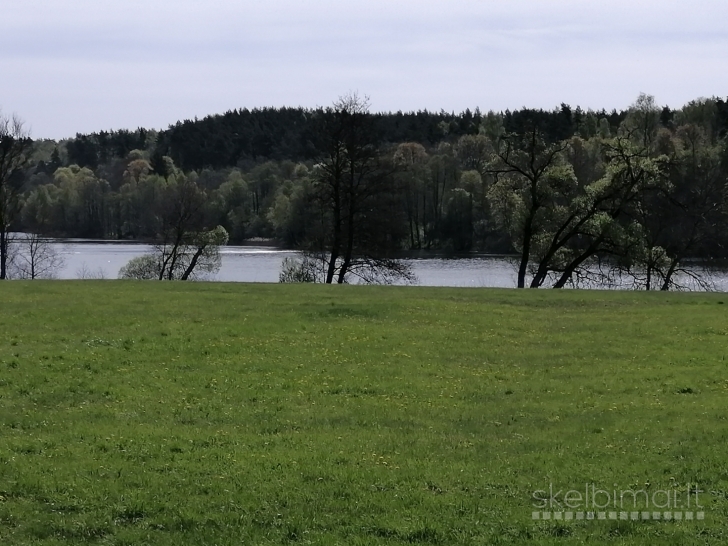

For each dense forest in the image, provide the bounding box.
[2,93,728,287]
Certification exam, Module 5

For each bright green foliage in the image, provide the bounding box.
[52,166,110,238]
[0,283,727,545]
[117,254,162,280]
[119,226,229,281]
[12,95,728,290]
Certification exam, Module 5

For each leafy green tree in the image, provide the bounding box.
[118,254,161,280]
[53,166,110,237]
[675,98,719,142]
[550,135,669,288]
[247,162,281,217]
[116,155,174,238]
[455,134,491,174]
[279,254,326,283]
[119,223,229,281]
[424,143,459,247]
[442,187,474,250]
[152,174,207,279]
[21,183,63,233]
[267,171,319,247]
[393,143,428,249]
[619,123,726,289]
[486,127,571,287]
[209,169,251,242]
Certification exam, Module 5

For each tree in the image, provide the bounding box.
[153,174,207,280]
[422,143,459,248]
[393,143,428,249]
[310,93,413,284]
[118,254,162,280]
[455,134,491,174]
[545,134,669,289]
[266,166,320,248]
[279,253,327,283]
[486,127,571,287]
[53,166,110,237]
[21,183,63,234]
[116,161,168,239]
[178,226,229,280]
[612,123,725,290]
[0,112,32,279]
[119,225,228,280]
[8,233,65,279]
[483,96,679,290]
[76,262,107,279]
[118,169,229,280]
[209,169,251,242]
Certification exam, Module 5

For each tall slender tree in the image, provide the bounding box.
[0,113,32,279]
[304,94,412,284]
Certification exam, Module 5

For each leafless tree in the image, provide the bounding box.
[0,112,33,279]
[9,233,65,279]
[76,263,108,279]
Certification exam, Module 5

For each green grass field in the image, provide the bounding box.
[0,282,727,545]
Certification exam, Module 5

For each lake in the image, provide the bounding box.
[56,242,518,287]
[47,241,728,291]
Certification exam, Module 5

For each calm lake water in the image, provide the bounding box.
[56,242,517,287]
[51,241,728,291]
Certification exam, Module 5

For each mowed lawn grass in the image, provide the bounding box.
[0,282,727,545]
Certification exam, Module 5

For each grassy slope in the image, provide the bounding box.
[0,282,727,545]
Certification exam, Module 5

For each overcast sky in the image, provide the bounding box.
[2,0,727,139]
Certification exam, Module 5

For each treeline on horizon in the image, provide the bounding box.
[10,94,728,287]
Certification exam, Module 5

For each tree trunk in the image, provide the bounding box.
[180,245,205,280]
[337,218,355,283]
[405,190,415,249]
[517,214,535,288]
[0,230,6,280]
[660,257,680,291]
[552,236,605,288]
[337,184,356,284]
[326,186,341,284]
[646,265,652,291]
